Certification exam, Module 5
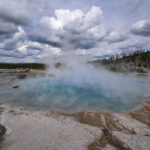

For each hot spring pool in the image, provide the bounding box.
[0,66,150,112]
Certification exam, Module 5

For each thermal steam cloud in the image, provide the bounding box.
[7,60,150,112]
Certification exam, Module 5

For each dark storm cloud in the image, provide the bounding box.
[0,0,44,58]
[0,32,15,43]
[0,50,25,58]
[0,12,31,26]
[2,40,22,51]
[59,30,102,50]
[0,0,43,25]
[0,21,18,35]
[0,53,25,58]
[69,38,98,49]
[28,46,43,51]
[28,33,62,48]
[0,20,19,51]
[130,20,150,37]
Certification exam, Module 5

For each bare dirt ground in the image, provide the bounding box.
[0,101,150,150]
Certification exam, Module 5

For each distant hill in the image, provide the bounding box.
[90,50,150,73]
[0,63,46,70]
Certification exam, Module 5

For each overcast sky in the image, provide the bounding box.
[0,0,150,63]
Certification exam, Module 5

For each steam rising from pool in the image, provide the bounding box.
[0,62,150,112]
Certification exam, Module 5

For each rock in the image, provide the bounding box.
[17,74,27,79]
[0,124,6,142]
[12,85,20,89]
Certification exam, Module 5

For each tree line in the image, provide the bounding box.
[91,49,150,72]
[0,63,46,70]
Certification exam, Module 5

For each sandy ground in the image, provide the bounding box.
[0,102,150,150]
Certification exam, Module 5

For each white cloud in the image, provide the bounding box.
[0,1,149,63]
[105,31,128,43]
[130,19,150,36]
[31,6,105,51]
[17,44,27,54]
[41,9,83,30]
[119,36,149,50]
[54,9,83,29]
[83,6,103,29]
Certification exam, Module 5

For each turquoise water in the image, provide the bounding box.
[0,73,148,112]
[0,64,150,112]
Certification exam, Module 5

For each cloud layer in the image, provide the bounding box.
[29,6,105,50]
[0,0,149,62]
[130,20,150,37]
